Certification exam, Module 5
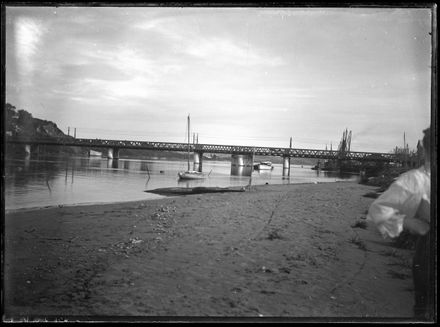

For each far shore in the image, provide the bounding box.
[4,181,417,321]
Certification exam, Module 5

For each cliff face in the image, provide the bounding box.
[34,118,68,139]
[5,103,70,140]
[5,103,83,156]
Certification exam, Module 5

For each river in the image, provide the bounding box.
[4,155,359,210]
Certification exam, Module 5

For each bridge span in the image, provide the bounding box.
[6,136,399,160]
[6,136,416,175]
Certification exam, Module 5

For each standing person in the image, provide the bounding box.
[367,127,432,320]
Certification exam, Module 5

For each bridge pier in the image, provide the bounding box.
[107,159,119,169]
[282,155,291,178]
[193,151,203,172]
[283,138,293,178]
[24,144,32,157]
[231,154,253,176]
[24,144,42,158]
[107,148,120,160]
[231,154,254,167]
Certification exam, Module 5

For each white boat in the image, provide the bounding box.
[178,114,206,180]
[178,170,205,180]
[89,150,102,157]
[253,161,274,170]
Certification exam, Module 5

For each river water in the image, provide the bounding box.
[4,155,359,210]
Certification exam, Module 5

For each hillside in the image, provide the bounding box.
[5,103,70,140]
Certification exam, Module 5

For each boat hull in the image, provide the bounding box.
[89,150,102,157]
[254,162,274,170]
[257,165,273,170]
[178,171,205,180]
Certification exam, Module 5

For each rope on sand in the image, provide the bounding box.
[329,228,368,294]
[250,191,290,241]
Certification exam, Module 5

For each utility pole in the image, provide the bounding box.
[404,132,406,153]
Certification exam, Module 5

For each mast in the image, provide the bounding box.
[187,114,190,171]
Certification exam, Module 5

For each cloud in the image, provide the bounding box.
[14,16,46,76]
[134,13,284,67]
[184,37,284,67]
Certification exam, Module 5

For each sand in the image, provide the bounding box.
[3,181,417,322]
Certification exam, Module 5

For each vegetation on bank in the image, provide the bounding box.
[5,103,69,140]
[360,166,412,190]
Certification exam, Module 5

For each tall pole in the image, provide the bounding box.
[404,132,406,152]
[187,114,190,171]
[403,132,407,166]
[289,137,292,177]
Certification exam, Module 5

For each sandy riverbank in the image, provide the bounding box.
[4,181,417,322]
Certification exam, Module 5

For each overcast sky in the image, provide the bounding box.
[5,5,432,152]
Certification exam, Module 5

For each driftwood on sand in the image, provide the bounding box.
[146,186,246,196]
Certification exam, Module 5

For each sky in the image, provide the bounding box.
[5,5,433,153]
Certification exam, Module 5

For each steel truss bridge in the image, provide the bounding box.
[6,136,405,163]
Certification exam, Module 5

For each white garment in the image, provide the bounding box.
[367,167,430,238]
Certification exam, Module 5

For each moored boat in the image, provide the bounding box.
[178,170,205,180]
[89,150,102,157]
[178,114,207,180]
[253,161,274,170]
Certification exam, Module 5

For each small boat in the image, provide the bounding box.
[253,161,274,170]
[178,114,206,180]
[178,170,205,180]
[89,150,102,157]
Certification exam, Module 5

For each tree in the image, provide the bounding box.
[5,103,19,135]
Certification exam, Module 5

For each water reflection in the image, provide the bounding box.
[140,161,150,172]
[193,163,201,172]
[231,165,252,176]
[24,156,30,171]
[4,155,359,210]
[321,170,358,180]
[89,157,103,168]
[177,179,205,188]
